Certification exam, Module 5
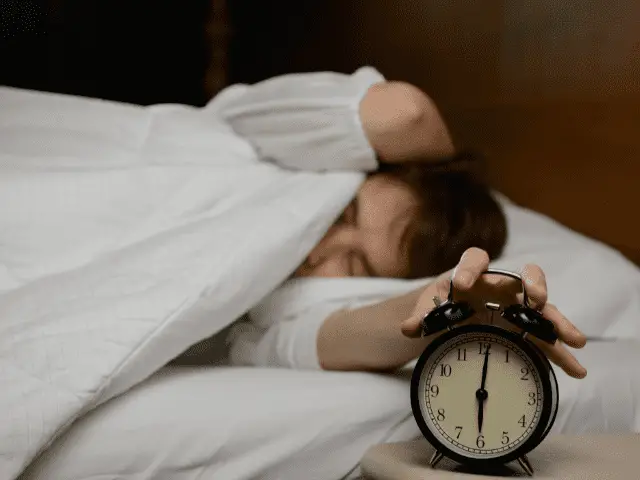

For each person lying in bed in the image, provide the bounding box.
[217,67,587,381]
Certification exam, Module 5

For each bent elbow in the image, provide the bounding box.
[361,81,454,161]
[369,81,430,128]
[392,82,432,126]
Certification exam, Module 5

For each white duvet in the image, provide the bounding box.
[0,87,363,479]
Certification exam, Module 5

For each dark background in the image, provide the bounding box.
[1,0,213,105]
[0,0,324,105]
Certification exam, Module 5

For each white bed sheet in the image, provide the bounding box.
[20,339,640,480]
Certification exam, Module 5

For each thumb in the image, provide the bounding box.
[401,314,424,338]
[401,274,452,338]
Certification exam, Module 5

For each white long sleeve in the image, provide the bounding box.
[226,304,338,369]
[208,67,386,172]
[224,276,424,370]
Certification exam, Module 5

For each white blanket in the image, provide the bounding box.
[0,87,362,479]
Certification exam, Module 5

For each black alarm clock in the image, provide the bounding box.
[410,268,559,477]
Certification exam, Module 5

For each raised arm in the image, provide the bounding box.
[212,67,385,172]
[359,81,455,163]
[213,67,456,172]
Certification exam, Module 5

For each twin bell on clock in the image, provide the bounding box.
[410,268,560,477]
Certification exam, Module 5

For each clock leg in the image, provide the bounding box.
[429,450,444,468]
[517,455,534,477]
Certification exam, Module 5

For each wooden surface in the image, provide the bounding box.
[239,0,640,265]
[361,435,640,479]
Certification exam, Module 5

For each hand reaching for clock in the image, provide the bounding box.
[400,247,588,379]
[476,344,491,433]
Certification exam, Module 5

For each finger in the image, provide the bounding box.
[520,263,548,309]
[401,314,424,338]
[530,336,587,379]
[402,279,451,338]
[542,303,587,349]
[452,247,490,290]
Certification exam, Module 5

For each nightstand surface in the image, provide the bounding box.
[361,434,640,479]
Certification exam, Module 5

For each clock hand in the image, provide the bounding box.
[476,344,491,433]
[480,344,490,390]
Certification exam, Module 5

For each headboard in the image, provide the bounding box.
[216,0,640,266]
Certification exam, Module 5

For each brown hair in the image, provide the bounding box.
[379,151,507,279]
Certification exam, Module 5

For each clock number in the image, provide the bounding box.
[476,435,485,448]
[520,367,530,380]
[454,426,463,439]
[437,409,446,421]
[457,348,467,361]
[505,349,510,363]
[528,392,536,405]
[518,415,526,428]
[501,431,510,445]
[478,342,491,355]
[429,385,439,397]
[440,364,452,377]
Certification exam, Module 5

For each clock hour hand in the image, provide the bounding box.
[476,344,491,433]
[477,400,484,434]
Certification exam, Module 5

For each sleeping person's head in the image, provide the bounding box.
[294,152,507,279]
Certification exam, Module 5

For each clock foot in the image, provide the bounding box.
[429,450,444,468]
[517,455,534,477]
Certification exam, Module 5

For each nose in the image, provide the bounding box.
[306,225,360,267]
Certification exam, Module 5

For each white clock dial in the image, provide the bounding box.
[417,331,544,460]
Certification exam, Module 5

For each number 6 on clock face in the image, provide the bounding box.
[410,324,559,467]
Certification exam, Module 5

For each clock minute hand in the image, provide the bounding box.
[476,344,491,433]
[480,344,490,390]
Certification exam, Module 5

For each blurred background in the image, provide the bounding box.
[2,0,639,265]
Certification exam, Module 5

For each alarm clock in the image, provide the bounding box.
[410,268,559,477]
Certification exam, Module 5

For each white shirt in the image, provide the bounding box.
[210,66,386,370]
[211,66,385,172]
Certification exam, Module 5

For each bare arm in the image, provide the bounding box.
[317,282,438,371]
[317,248,588,379]
[359,81,455,162]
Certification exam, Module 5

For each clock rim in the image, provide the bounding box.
[536,343,559,444]
[410,323,557,467]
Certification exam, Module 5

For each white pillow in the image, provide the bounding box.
[21,367,411,480]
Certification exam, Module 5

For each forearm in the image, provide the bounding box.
[317,284,434,372]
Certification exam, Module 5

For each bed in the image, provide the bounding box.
[2,2,640,480]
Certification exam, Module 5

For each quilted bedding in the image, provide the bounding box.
[0,87,362,479]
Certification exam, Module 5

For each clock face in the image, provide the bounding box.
[413,326,554,462]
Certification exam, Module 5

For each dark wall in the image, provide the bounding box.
[0,0,210,105]
[227,0,324,85]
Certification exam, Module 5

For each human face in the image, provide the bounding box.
[294,174,419,278]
